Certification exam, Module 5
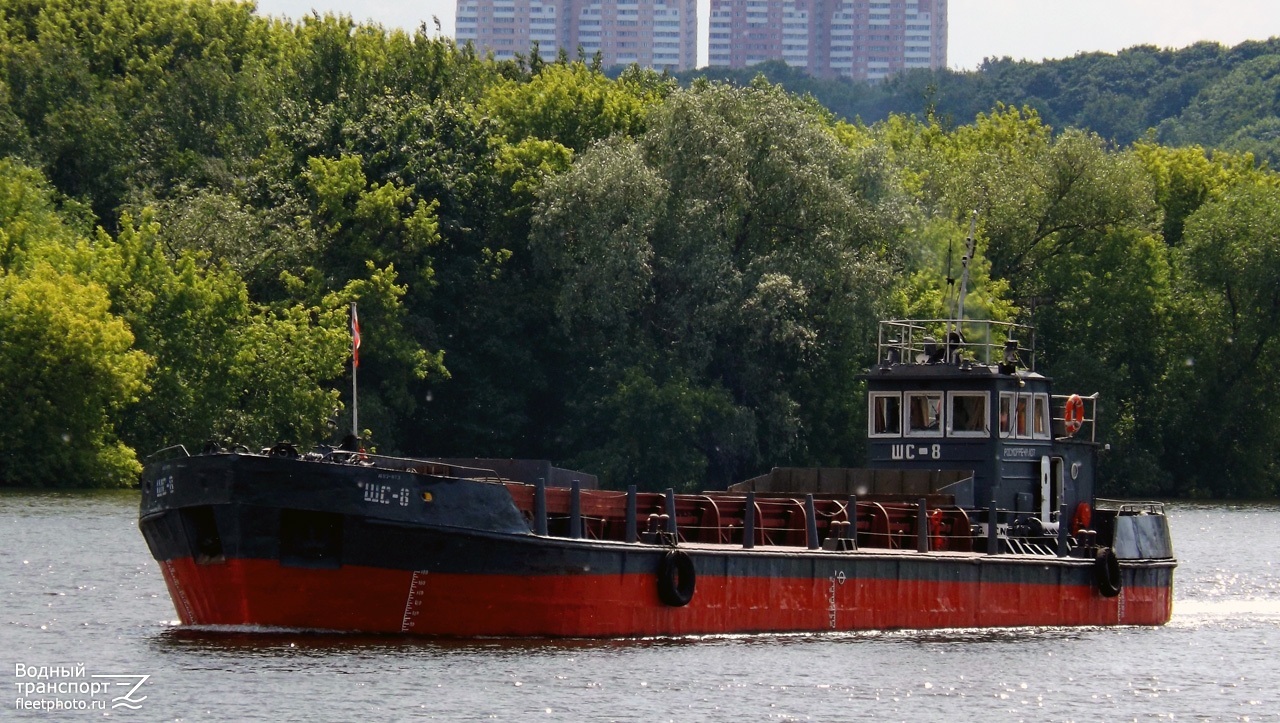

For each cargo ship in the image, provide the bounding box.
[138,307,1175,636]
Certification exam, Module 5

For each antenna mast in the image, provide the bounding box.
[955,211,978,324]
[351,302,360,440]
[948,211,978,361]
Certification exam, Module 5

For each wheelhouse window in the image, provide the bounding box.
[869,392,902,437]
[948,392,989,437]
[905,392,943,437]
[1001,391,1052,439]
[1033,393,1051,439]
[999,393,1015,436]
[1015,394,1031,437]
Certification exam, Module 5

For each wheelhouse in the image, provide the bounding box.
[866,319,1099,521]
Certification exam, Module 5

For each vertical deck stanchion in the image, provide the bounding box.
[987,499,999,555]
[625,485,638,543]
[847,494,858,550]
[1057,502,1069,557]
[743,491,756,549]
[917,498,929,553]
[806,494,820,550]
[664,488,678,537]
[569,480,582,539]
[534,477,548,537]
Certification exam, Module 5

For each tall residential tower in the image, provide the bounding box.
[708,0,947,80]
[456,0,697,71]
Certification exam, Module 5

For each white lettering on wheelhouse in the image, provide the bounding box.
[891,444,941,460]
[1002,447,1038,459]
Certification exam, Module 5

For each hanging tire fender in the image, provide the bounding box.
[1095,546,1122,598]
[657,549,696,607]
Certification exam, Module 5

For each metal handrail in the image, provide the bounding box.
[1051,392,1101,443]
[143,444,190,462]
[1095,498,1165,515]
[878,318,1036,370]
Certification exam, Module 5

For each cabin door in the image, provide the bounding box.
[1040,456,1051,521]
[1040,456,1067,522]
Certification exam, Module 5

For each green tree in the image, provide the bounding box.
[0,265,150,486]
[1163,183,1280,497]
[304,153,441,287]
[43,207,353,454]
[1160,54,1280,164]
[0,159,149,486]
[532,80,902,488]
[1134,141,1262,246]
[480,61,670,152]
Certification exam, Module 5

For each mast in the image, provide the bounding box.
[955,210,978,325]
[945,211,978,362]
[351,302,360,440]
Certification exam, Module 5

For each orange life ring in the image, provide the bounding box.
[1063,394,1085,436]
[1070,501,1092,535]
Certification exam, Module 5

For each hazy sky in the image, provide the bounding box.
[252,0,1280,70]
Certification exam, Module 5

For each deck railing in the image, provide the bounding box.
[1051,392,1100,442]
[501,481,1127,559]
[1095,498,1165,515]
[506,482,990,554]
[878,319,1036,370]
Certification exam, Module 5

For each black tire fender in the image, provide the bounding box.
[657,549,696,607]
[1095,546,1123,598]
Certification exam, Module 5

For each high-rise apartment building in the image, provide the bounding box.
[708,0,946,81]
[456,0,697,72]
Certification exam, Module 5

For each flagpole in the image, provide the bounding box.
[351,302,359,441]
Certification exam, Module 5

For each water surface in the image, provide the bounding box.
[3,493,1276,720]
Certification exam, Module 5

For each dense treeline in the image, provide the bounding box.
[685,39,1280,165]
[4,0,1280,498]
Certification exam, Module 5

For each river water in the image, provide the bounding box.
[2,492,1277,721]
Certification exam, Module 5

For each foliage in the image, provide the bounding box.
[86,211,351,454]
[0,160,149,486]
[0,264,149,486]
[5,0,1280,497]
[1132,142,1265,245]
[531,80,901,488]
[480,62,670,152]
[1163,184,1280,497]
[0,156,350,486]
[681,39,1280,161]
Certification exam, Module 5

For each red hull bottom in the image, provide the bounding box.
[159,557,1173,636]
